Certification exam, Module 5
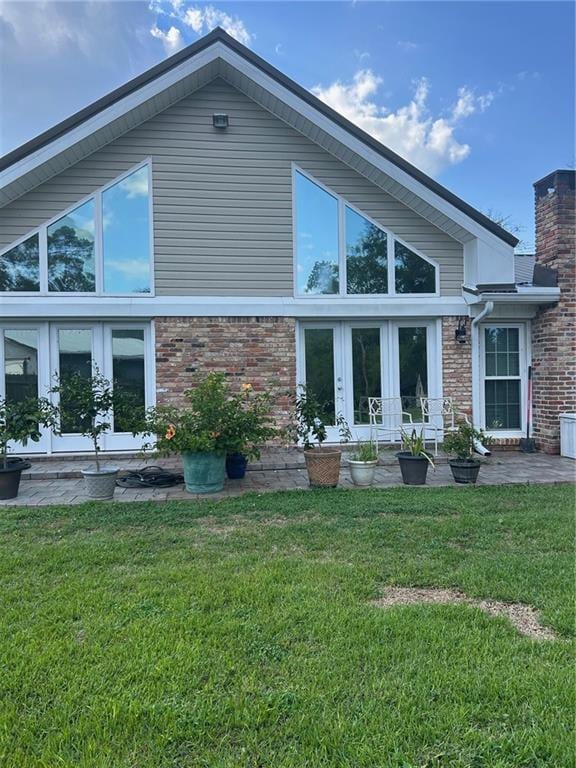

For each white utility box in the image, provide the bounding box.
[559,413,576,459]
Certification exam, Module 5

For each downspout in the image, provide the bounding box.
[470,300,495,456]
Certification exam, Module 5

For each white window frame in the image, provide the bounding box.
[0,320,155,454]
[477,322,529,439]
[0,159,154,298]
[292,164,440,299]
[296,318,441,442]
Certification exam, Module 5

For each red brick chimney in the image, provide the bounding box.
[531,169,576,453]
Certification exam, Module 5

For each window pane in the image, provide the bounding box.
[304,328,335,423]
[484,328,520,377]
[352,328,381,424]
[0,235,40,292]
[48,201,95,292]
[295,172,339,295]
[58,329,92,433]
[399,327,428,420]
[345,207,387,294]
[103,167,151,294]
[485,380,521,430]
[112,330,145,432]
[4,330,38,403]
[394,242,436,294]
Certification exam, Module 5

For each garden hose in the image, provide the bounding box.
[116,466,183,488]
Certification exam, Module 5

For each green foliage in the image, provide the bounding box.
[50,368,135,471]
[0,485,573,765]
[292,385,351,450]
[139,373,277,460]
[0,397,56,468]
[350,441,378,462]
[400,428,435,468]
[444,422,494,461]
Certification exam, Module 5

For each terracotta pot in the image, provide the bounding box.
[304,447,342,488]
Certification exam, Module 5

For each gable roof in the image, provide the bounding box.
[0,27,518,247]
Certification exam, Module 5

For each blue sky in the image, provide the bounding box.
[0,1,574,251]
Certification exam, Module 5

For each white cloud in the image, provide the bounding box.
[119,168,149,198]
[106,259,151,279]
[397,40,419,52]
[150,24,183,53]
[312,70,496,176]
[149,2,252,48]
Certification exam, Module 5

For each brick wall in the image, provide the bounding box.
[442,316,472,416]
[154,316,297,430]
[531,170,576,453]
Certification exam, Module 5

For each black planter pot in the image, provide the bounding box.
[0,457,32,500]
[449,459,481,484]
[396,452,430,485]
[226,452,248,479]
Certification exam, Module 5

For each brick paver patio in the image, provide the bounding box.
[1,450,573,506]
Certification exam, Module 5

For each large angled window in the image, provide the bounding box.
[103,166,151,294]
[345,207,387,294]
[295,171,339,295]
[0,234,40,292]
[48,200,96,292]
[394,242,436,294]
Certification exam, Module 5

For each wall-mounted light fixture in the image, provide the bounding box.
[212,113,229,129]
[455,318,468,344]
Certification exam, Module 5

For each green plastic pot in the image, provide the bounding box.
[181,451,226,494]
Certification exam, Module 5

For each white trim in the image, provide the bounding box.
[292,164,440,299]
[0,159,154,299]
[0,294,468,318]
[0,41,514,253]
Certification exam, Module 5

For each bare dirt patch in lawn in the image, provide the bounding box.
[373,586,556,640]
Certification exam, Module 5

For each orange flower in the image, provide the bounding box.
[210,431,220,439]
[165,425,176,440]
[242,383,253,392]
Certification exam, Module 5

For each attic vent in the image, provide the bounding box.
[212,113,229,129]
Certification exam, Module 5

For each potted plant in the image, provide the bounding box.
[443,422,493,484]
[225,383,277,479]
[0,396,56,500]
[293,386,351,488]
[348,441,379,486]
[139,373,239,494]
[397,428,435,485]
[51,369,135,500]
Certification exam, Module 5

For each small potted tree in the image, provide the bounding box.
[294,386,350,488]
[443,422,493,484]
[51,369,135,500]
[225,384,278,479]
[348,441,379,486]
[397,428,435,485]
[0,397,56,500]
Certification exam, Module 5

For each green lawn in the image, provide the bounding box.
[0,485,574,767]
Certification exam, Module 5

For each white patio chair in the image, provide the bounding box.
[419,397,471,456]
[369,397,414,451]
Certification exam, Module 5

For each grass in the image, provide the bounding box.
[0,484,574,767]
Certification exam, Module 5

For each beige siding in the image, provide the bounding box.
[0,79,463,296]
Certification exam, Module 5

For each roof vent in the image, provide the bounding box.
[212,113,229,129]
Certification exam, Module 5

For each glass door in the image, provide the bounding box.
[300,324,345,443]
[50,325,98,452]
[1,326,50,454]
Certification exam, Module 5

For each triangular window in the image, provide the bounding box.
[0,234,40,292]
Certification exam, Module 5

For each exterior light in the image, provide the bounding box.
[455,318,468,344]
[212,113,229,129]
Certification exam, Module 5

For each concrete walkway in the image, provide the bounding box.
[2,451,574,506]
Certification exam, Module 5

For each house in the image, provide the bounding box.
[0,28,573,455]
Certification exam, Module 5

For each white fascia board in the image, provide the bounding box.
[0,295,467,319]
[477,289,560,304]
[0,45,222,190]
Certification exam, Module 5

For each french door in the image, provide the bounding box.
[0,321,153,454]
[298,320,440,442]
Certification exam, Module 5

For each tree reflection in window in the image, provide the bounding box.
[394,242,436,294]
[346,207,387,294]
[48,200,96,292]
[0,234,40,291]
